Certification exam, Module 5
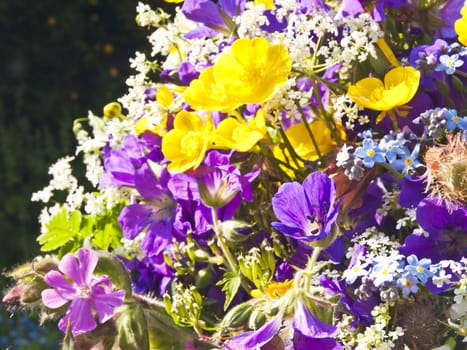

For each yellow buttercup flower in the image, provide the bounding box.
[184,66,239,112]
[184,38,291,111]
[455,6,467,46]
[214,108,267,152]
[250,280,294,299]
[156,85,174,109]
[162,111,214,173]
[347,66,420,124]
[213,37,292,105]
[254,0,275,10]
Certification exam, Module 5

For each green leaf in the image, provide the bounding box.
[217,270,241,311]
[92,222,121,250]
[37,207,82,251]
[452,75,466,95]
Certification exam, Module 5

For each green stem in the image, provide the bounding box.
[304,247,322,291]
[376,162,403,180]
[296,102,323,160]
[211,209,236,272]
[211,208,251,293]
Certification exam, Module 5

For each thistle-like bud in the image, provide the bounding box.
[424,133,467,208]
[3,257,58,307]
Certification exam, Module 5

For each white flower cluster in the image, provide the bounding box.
[349,226,401,259]
[338,302,404,349]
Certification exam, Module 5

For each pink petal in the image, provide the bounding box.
[77,248,98,285]
[92,289,125,323]
[41,289,72,309]
[69,299,96,335]
[58,253,83,286]
[90,275,113,292]
[58,312,71,334]
[44,270,74,290]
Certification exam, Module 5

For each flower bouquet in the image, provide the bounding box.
[3,0,467,349]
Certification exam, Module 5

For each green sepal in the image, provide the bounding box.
[62,321,77,350]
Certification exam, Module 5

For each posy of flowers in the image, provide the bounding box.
[3,1,467,349]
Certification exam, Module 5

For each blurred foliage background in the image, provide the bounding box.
[0,0,171,346]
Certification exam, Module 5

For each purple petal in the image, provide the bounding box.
[58,253,83,287]
[168,173,200,201]
[230,313,282,348]
[218,0,245,17]
[293,300,339,338]
[58,312,71,334]
[416,199,449,234]
[302,172,336,220]
[91,289,125,324]
[182,0,224,27]
[118,204,152,240]
[272,182,312,233]
[76,248,98,286]
[294,332,343,350]
[271,222,307,240]
[135,163,165,200]
[43,270,76,294]
[41,288,74,309]
[69,299,96,335]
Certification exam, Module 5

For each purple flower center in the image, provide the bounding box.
[77,286,91,298]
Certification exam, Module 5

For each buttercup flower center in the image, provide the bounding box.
[181,132,201,156]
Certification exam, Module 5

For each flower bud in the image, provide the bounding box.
[116,303,149,350]
[103,102,124,119]
[197,169,241,209]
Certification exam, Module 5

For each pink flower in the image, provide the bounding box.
[41,248,125,335]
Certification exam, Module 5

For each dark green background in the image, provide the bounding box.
[0,0,173,280]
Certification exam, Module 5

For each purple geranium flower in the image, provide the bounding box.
[100,132,162,188]
[41,248,125,335]
[118,164,176,256]
[400,198,467,263]
[272,172,341,242]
